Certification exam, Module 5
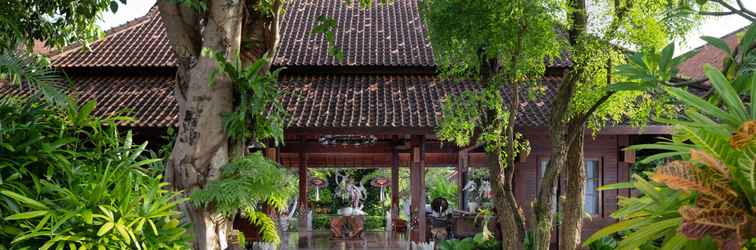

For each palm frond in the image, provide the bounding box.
[0,52,67,106]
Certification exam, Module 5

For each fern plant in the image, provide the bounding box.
[202,49,287,147]
[191,152,295,244]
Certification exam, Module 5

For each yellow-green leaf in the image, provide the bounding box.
[0,190,48,210]
[584,217,646,246]
[97,222,114,236]
[115,223,130,242]
[5,210,48,220]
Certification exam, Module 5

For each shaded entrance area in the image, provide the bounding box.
[269,133,490,244]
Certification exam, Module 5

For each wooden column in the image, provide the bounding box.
[457,151,469,211]
[298,151,308,229]
[264,147,278,161]
[409,135,426,242]
[390,145,400,224]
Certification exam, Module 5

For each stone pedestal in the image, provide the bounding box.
[329,215,365,240]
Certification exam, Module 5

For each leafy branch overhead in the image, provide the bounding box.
[312,15,344,61]
[425,0,560,163]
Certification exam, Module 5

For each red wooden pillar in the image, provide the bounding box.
[264,147,278,161]
[298,151,308,229]
[390,144,400,224]
[410,135,426,242]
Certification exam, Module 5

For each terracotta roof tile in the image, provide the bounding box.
[50,1,570,69]
[279,74,560,129]
[273,0,434,67]
[51,8,174,68]
[1,74,560,128]
[678,28,743,80]
[0,75,177,127]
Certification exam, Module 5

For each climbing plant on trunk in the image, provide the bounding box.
[421,0,561,249]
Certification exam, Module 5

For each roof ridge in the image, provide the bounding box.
[681,24,750,55]
[48,5,157,59]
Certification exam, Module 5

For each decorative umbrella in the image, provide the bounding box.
[370,176,391,202]
[310,177,328,201]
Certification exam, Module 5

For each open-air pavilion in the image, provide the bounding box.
[0,0,675,248]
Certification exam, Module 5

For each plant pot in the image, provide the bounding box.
[339,207,353,216]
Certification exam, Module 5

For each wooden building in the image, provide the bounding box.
[0,0,672,244]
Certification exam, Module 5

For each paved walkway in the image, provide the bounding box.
[279,231,410,250]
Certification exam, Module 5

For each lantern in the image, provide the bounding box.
[310,177,328,201]
[370,176,391,202]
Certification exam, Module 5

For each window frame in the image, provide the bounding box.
[583,157,603,217]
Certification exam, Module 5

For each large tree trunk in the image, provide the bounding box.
[488,152,526,250]
[532,0,587,249]
[478,49,527,250]
[533,66,579,250]
[533,139,568,250]
[158,0,243,249]
[560,125,586,250]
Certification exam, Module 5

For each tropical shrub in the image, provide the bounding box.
[425,168,458,208]
[0,98,189,249]
[587,56,756,249]
[190,152,295,244]
[437,232,500,250]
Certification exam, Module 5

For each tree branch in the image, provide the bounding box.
[573,91,614,129]
[663,78,707,87]
[699,11,737,16]
[735,0,756,18]
[710,0,756,22]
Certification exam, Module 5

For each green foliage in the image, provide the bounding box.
[438,232,500,250]
[202,49,287,147]
[587,236,617,250]
[425,168,458,208]
[693,24,756,82]
[436,87,531,165]
[244,210,280,244]
[0,52,67,107]
[0,0,118,52]
[311,15,343,61]
[426,0,555,169]
[190,152,294,243]
[561,0,709,132]
[420,0,560,81]
[585,175,701,249]
[364,215,385,230]
[312,214,329,230]
[593,27,756,249]
[0,98,189,249]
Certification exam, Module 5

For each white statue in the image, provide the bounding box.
[334,171,367,215]
[479,180,492,200]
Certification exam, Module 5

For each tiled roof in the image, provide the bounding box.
[280,74,558,128]
[0,74,560,128]
[50,1,570,69]
[51,8,174,68]
[273,0,433,67]
[678,27,743,80]
[0,75,177,127]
